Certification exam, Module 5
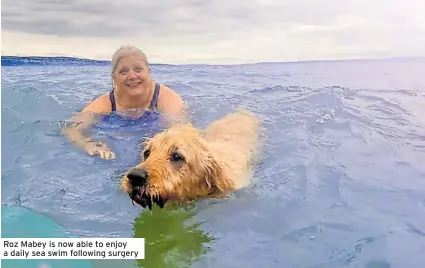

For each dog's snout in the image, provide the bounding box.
[127,168,148,187]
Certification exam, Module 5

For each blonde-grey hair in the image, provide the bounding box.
[111,45,149,72]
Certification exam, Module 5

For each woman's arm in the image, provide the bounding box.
[158,85,190,125]
[62,111,96,148]
[61,94,116,160]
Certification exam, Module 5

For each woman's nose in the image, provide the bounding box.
[127,69,138,78]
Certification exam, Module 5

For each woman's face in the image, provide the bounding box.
[112,55,151,94]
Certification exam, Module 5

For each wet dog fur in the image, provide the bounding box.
[120,109,261,210]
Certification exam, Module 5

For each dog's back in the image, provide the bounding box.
[203,109,261,189]
[204,109,260,148]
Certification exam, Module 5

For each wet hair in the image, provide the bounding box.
[111,45,149,72]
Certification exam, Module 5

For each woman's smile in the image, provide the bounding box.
[126,81,142,88]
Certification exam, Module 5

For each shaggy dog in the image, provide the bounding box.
[120,109,261,210]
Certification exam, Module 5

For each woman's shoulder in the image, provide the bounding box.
[158,84,182,100]
[157,84,186,115]
[81,92,112,114]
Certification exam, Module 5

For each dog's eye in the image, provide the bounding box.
[143,149,150,159]
[170,152,184,162]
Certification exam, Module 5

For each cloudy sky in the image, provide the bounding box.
[2,0,425,64]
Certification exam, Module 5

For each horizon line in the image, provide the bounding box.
[1,54,425,66]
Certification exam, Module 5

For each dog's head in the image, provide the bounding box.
[121,123,232,209]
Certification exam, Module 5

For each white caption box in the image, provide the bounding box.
[0,238,145,260]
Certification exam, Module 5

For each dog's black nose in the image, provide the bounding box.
[127,168,148,187]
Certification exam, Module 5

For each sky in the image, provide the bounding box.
[2,0,425,64]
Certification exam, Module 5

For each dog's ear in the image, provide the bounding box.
[204,153,233,193]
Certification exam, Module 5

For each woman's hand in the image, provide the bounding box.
[84,140,116,160]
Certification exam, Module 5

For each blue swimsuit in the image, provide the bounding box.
[102,83,163,126]
[109,83,161,113]
[94,83,164,138]
[93,83,165,163]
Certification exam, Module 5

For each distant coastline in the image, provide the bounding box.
[1,55,110,66]
[1,55,424,67]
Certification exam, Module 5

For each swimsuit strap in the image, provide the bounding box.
[109,83,160,112]
[148,83,161,110]
[109,89,116,112]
